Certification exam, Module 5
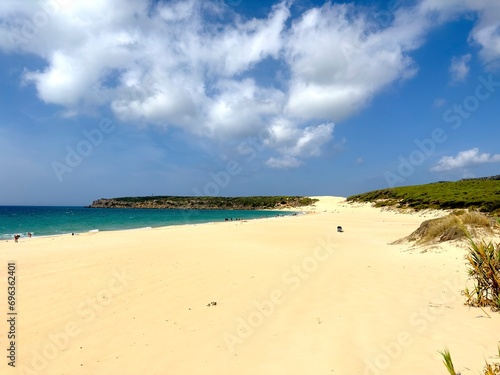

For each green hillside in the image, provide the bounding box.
[347,177,500,214]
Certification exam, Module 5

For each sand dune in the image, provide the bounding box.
[1,197,498,374]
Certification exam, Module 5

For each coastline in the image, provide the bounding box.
[0,206,295,241]
[0,196,498,374]
[2,214,298,244]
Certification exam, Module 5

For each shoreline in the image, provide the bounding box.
[1,212,306,245]
[1,196,498,374]
[1,207,301,243]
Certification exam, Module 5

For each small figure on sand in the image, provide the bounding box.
[27,232,32,238]
[337,226,343,233]
[14,234,21,242]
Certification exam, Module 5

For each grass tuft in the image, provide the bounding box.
[463,231,500,311]
[483,362,500,375]
[462,211,494,227]
[440,346,500,375]
[421,215,461,243]
[439,231,500,375]
[439,348,459,375]
[394,211,497,245]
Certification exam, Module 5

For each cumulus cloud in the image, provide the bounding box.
[284,3,424,122]
[449,53,471,83]
[430,148,500,172]
[2,0,500,168]
[467,2,500,69]
[264,121,334,168]
[420,0,500,69]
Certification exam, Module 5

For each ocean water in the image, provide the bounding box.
[0,206,293,240]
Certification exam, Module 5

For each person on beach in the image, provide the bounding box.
[14,234,21,242]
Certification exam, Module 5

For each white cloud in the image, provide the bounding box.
[430,148,500,171]
[449,53,471,83]
[3,0,500,168]
[284,3,424,122]
[420,0,500,69]
[207,2,289,76]
[262,120,334,168]
[203,78,285,138]
[3,1,289,134]
[291,123,334,157]
[265,156,302,169]
[467,3,500,69]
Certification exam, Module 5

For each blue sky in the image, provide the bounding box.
[1,0,500,205]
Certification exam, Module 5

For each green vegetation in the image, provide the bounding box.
[88,196,318,210]
[463,231,500,311]
[347,178,500,213]
[439,345,500,375]
[397,211,497,245]
[375,179,500,374]
[439,233,500,375]
[439,348,458,375]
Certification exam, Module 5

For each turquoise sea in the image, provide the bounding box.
[0,206,294,240]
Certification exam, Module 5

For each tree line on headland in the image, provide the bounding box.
[87,196,318,210]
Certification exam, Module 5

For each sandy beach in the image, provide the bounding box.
[1,196,499,375]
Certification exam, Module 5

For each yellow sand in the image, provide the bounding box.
[1,196,499,375]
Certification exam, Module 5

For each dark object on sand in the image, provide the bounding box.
[337,226,343,232]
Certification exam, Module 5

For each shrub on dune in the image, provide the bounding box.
[463,232,500,311]
[439,232,500,375]
[393,210,498,245]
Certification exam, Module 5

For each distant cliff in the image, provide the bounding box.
[87,196,318,210]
